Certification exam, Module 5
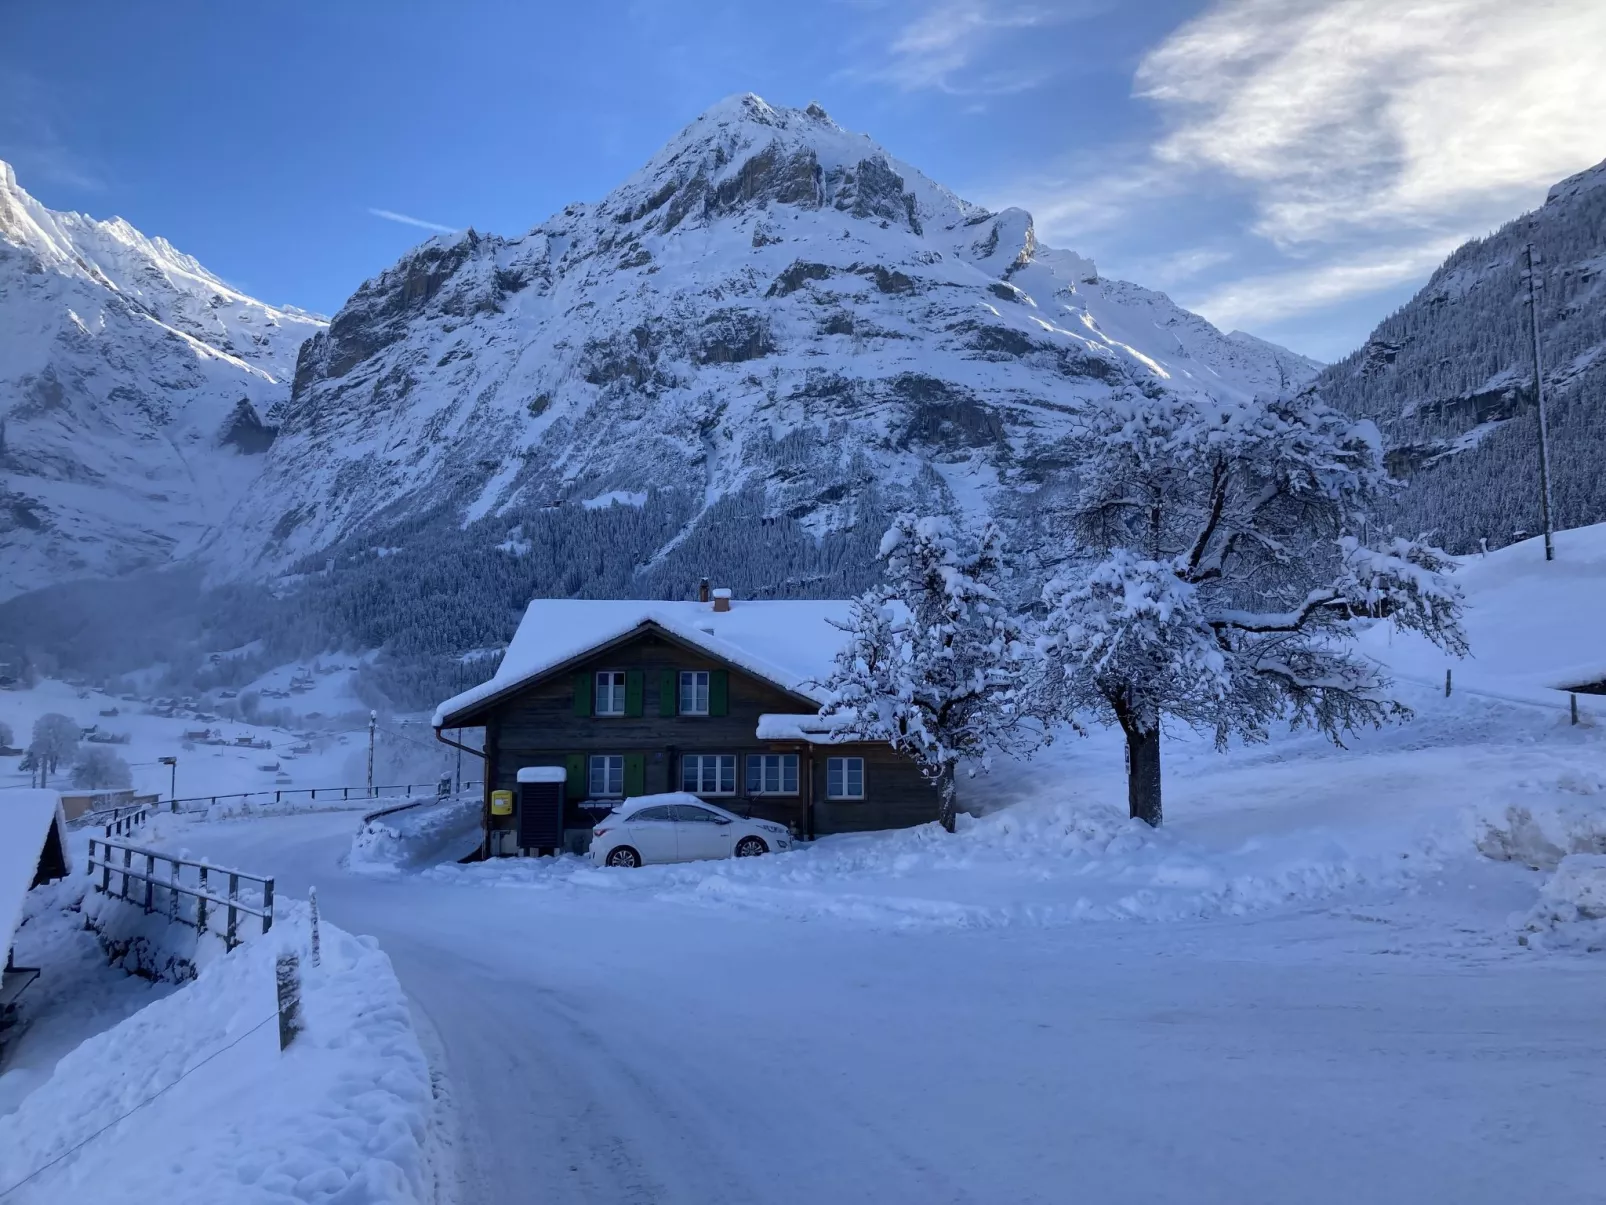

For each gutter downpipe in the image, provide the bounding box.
[434,724,490,859]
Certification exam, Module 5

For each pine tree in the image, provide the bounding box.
[819,515,1031,831]
[1037,387,1467,827]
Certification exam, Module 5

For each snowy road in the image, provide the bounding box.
[158,809,1606,1205]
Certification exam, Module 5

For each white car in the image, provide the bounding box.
[588,793,794,867]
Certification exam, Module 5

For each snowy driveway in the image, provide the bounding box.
[157,808,1605,1205]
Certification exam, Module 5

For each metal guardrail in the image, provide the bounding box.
[101,806,149,838]
[86,837,273,950]
[168,780,483,813]
[70,803,151,836]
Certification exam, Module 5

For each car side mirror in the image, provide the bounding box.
[716,817,732,825]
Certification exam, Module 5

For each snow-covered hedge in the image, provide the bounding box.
[0,904,435,1204]
[349,792,483,874]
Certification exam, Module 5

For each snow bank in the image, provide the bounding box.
[1474,797,1606,870]
[424,792,1446,930]
[0,904,434,1204]
[1518,854,1606,952]
[349,793,483,874]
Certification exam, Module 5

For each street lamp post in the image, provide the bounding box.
[158,755,178,811]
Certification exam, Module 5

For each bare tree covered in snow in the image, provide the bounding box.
[70,745,133,789]
[819,515,1032,832]
[1037,388,1467,827]
[28,712,80,787]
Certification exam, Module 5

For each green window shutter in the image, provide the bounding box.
[625,669,644,717]
[565,753,586,800]
[573,673,592,717]
[709,669,729,717]
[623,753,645,797]
[659,669,678,717]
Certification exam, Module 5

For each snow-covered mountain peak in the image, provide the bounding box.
[1545,157,1606,206]
[219,96,1319,583]
[591,93,985,244]
[1,160,325,598]
[0,161,323,381]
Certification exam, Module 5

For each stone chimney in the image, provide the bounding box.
[712,587,732,613]
[697,578,710,603]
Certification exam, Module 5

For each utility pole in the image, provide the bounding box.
[367,710,377,797]
[1524,242,1556,562]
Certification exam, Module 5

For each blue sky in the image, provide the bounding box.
[4,0,1603,361]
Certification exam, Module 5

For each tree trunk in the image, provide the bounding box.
[938,764,958,834]
[1124,723,1162,827]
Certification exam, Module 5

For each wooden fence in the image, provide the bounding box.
[86,837,274,950]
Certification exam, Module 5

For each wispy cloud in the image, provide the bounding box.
[1136,0,1606,248]
[368,208,457,234]
[860,0,1099,96]
[1191,236,1465,331]
[1008,0,1606,342]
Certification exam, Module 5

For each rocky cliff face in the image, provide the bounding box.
[213,95,1318,582]
[0,160,324,597]
[1314,158,1606,551]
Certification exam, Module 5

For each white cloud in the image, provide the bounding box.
[1002,0,1606,343]
[869,0,1084,95]
[368,208,457,234]
[1137,0,1606,247]
[1188,236,1464,330]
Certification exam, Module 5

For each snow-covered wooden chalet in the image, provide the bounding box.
[432,589,940,857]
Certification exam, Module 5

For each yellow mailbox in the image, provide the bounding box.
[490,789,513,816]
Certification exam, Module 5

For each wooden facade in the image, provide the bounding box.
[441,624,941,855]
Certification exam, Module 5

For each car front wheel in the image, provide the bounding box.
[606,845,642,868]
[734,836,768,858]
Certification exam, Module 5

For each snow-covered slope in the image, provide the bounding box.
[0,160,324,598]
[1357,520,1606,705]
[1316,157,1606,552]
[213,95,1317,578]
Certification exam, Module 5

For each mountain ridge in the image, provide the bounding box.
[214,93,1320,583]
[1313,153,1606,552]
[0,158,325,598]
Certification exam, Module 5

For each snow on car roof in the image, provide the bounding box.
[610,792,712,814]
[2,789,71,960]
[434,598,854,726]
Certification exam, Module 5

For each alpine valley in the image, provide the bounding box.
[3,93,1600,706]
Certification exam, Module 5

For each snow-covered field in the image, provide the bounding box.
[0,677,446,804]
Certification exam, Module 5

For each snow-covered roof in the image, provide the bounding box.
[434,598,854,726]
[1,789,72,960]
[755,713,861,745]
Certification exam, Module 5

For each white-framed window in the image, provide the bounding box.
[826,756,865,800]
[679,670,710,716]
[595,671,626,716]
[681,753,736,795]
[589,754,624,797]
[747,753,799,795]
